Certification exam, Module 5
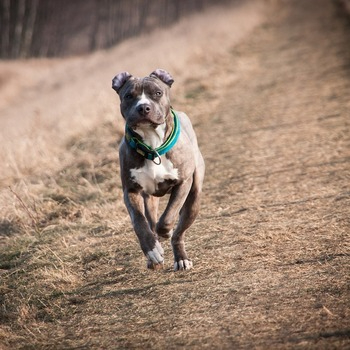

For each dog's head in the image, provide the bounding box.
[112,69,174,128]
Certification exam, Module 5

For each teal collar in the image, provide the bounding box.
[125,109,180,165]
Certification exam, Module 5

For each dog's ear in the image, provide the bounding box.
[112,72,132,93]
[150,69,174,87]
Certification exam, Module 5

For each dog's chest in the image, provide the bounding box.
[130,157,178,195]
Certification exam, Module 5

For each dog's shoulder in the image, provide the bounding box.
[175,110,199,148]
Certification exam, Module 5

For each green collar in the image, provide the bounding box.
[125,109,180,165]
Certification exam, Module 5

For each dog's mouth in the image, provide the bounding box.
[127,113,165,129]
[128,119,163,130]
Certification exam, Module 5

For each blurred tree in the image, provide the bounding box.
[0,0,230,59]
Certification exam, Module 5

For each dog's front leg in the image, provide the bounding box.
[124,190,164,268]
[156,178,193,239]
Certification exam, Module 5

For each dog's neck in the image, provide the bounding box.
[133,124,166,149]
[132,112,174,149]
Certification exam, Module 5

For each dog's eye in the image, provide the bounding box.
[124,93,133,100]
[155,91,163,97]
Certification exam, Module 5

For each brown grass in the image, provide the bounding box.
[1,0,350,349]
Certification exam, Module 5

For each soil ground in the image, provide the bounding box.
[0,0,349,349]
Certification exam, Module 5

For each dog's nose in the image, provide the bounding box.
[137,104,151,115]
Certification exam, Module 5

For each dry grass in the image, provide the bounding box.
[1,0,350,349]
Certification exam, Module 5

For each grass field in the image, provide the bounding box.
[0,1,349,349]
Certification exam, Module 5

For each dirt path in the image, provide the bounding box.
[1,0,349,349]
[193,1,350,347]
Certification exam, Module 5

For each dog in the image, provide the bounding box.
[112,69,205,271]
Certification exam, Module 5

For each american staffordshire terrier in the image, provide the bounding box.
[112,69,205,271]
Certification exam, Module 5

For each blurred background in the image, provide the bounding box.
[0,0,349,186]
[0,0,260,186]
[0,0,232,59]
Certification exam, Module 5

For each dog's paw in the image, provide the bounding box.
[147,259,164,270]
[146,241,164,269]
[174,259,193,271]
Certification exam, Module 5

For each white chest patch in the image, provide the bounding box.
[130,157,178,194]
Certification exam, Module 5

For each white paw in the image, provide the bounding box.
[146,241,164,265]
[174,259,193,271]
